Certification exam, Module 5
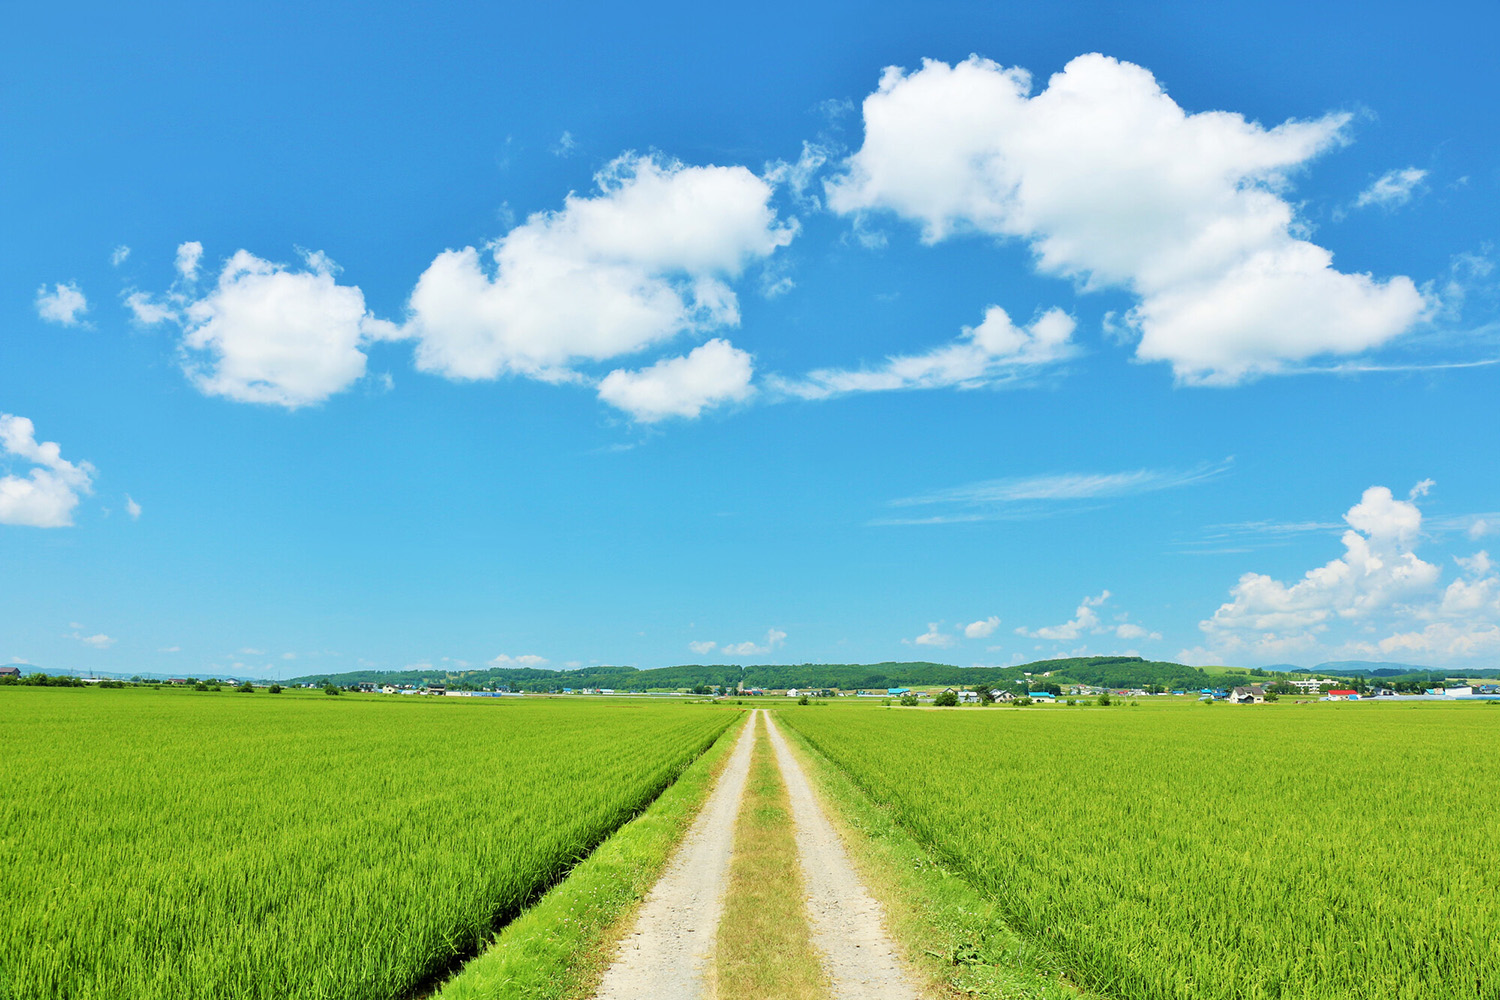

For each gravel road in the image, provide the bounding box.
[765,713,923,1000]
[592,710,757,1000]
[593,709,920,1000]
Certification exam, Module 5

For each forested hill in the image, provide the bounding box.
[290,656,1221,693]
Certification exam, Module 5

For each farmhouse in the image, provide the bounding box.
[0,665,20,678]
[1229,685,1266,704]
[1326,689,1359,701]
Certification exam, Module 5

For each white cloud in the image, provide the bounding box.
[35,282,89,326]
[719,628,787,657]
[110,246,131,267]
[1195,483,1500,665]
[159,646,181,653]
[1203,486,1440,638]
[1470,519,1493,540]
[0,415,96,528]
[488,653,550,668]
[125,290,177,325]
[964,616,1001,638]
[765,141,833,208]
[1355,167,1428,210]
[774,306,1074,400]
[688,640,718,655]
[132,244,395,409]
[67,625,115,649]
[828,54,1425,384]
[1015,593,1161,643]
[911,622,955,647]
[1019,591,1110,641]
[403,154,794,384]
[553,131,578,156]
[124,495,142,519]
[176,241,204,281]
[878,460,1229,525]
[597,338,755,422]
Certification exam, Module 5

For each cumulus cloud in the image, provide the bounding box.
[67,625,115,649]
[1019,591,1109,641]
[828,54,1425,383]
[35,282,89,326]
[688,640,718,655]
[1203,486,1439,638]
[774,306,1075,400]
[597,338,755,421]
[1196,482,1500,664]
[964,616,1001,638]
[403,154,794,383]
[910,622,955,647]
[488,653,550,668]
[719,628,787,656]
[1355,167,1428,210]
[0,415,96,528]
[1017,591,1161,643]
[130,243,397,408]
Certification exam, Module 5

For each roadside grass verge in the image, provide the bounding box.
[433,711,750,1000]
[713,713,828,999]
[774,713,1097,1000]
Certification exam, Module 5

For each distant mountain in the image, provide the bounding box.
[1314,660,1441,677]
[290,656,1226,693]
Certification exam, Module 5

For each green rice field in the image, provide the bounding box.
[0,688,735,1000]
[780,700,1500,1000]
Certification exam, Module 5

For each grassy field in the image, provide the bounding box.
[780,700,1500,1000]
[0,687,735,1000]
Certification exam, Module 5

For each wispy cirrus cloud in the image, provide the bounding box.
[1177,506,1500,555]
[874,460,1231,526]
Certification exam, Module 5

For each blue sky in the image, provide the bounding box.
[4,0,1498,678]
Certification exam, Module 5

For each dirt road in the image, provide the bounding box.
[764,713,922,1000]
[592,710,757,1000]
[592,709,921,1000]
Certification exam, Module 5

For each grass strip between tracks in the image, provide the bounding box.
[713,712,829,1000]
[433,710,749,1000]
[773,710,1099,1000]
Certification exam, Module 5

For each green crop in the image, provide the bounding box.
[780,701,1500,1000]
[0,688,733,1000]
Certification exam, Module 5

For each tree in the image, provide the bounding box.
[797,694,810,705]
[1014,695,1033,707]
[268,684,282,694]
[323,683,341,696]
[974,684,995,704]
[899,693,919,707]
[237,681,255,693]
[1097,693,1112,706]
[934,689,959,707]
